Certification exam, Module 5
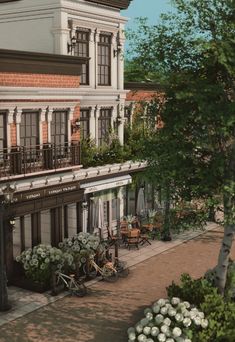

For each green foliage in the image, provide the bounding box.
[196,294,235,342]
[167,273,218,307]
[80,136,132,168]
[169,207,208,233]
[167,273,235,341]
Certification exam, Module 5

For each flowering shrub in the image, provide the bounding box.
[16,244,65,284]
[58,232,103,269]
[127,297,208,342]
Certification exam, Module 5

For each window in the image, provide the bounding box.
[51,111,68,146]
[0,112,6,153]
[98,108,112,145]
[20,111,39,147]
[80,109,90,139]
[74,29,89,85]
[98,33,111,86]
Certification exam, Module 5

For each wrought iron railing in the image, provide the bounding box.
[0,142,80,177]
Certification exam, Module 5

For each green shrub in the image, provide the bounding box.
[195,294,235,342]
[167,273,235,342]
[167,273,218,307]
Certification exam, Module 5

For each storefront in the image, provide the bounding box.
[7,182,85,279]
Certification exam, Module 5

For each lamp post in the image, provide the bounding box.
[0,184,15,312]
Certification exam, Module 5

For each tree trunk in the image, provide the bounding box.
[215,132,235,295]
[161,184,172,241]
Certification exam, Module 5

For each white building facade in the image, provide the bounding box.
[0,0,129,145]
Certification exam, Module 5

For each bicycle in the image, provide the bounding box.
[54,271,87,297]
[114,259,129,278]
[83,254,118,282]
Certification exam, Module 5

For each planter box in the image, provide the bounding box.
[11,276,50,293]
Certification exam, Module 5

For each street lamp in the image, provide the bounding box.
[0,183,15,312]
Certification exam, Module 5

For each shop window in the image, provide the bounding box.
[98,33,111,86]
[24,214,32,249]
[112,198,120,221]
[51,111,68,146]
[41,210,51,245]
[67,203,77,237]
[31,212,41,247]
[80,109,90,139]
[98,108,112,146]
[74,29,90,85]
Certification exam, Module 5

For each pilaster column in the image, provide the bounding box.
[95,30,100,88]
[15,109,22,147]
[112,105,118,130]
[7,107,16,149]
[89,29,96,88]
[52,11,70,55]
[82,201,88,233]
[95,105,100,145]
[111,33,118,89]
[47,109,53,144]
[89,106,96,141]
[118,187,125,220]
[117,102,125,146]
[39,108,47,145]
[117,26,125,90]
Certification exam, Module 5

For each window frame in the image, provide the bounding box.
[80,108,90,140]
[51,110,69,147]
[74,28,90,85]
[20,111,40,148]
[98,108,112,146]
[98,33,112,86]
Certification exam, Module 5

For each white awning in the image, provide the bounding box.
[80,175,132,194]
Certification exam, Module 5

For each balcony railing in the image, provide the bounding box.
[0,142,81,178]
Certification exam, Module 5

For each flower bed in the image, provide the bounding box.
[15,232,104,292]
[127,297,208,342]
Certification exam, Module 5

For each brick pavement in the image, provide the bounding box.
[0,225,234,342]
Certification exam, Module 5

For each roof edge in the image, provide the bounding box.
[0,49,88,76]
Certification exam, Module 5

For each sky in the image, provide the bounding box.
[122,0,175,29]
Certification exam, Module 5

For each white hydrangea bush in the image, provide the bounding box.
[127,297,208,342]
[58,232,103,268]
[16,244,65,284]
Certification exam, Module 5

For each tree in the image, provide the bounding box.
[126,0,235,295]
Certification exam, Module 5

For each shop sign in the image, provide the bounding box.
[15,182,80,202]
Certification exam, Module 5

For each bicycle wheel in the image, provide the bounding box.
[115,261,129,278]
[117,267,129,278]
[102,267,118,282]
[83,262,97,279]
[69,279,87,297]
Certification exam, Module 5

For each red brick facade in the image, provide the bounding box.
[0,72,80,88]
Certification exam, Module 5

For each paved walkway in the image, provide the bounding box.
[0,223,233,342]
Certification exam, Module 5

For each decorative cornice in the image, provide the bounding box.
[85,0,132,10]
[0,49,89,76]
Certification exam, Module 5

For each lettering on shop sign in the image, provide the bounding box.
[46,185,77,196]
[16,183,79,202]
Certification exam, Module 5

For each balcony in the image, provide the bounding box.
[0,142,81,178]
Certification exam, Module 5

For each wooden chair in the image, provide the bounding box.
[126,229,141,250]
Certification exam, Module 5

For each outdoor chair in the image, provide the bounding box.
[126,229,141,250]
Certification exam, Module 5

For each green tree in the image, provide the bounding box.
[126,0,235,295]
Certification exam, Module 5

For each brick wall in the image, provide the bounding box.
[0,72,80,88]
[126,90,164,102]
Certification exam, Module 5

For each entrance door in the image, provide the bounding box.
[50,207,62,246]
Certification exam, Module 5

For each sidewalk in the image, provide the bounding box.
[0,222,219,328]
